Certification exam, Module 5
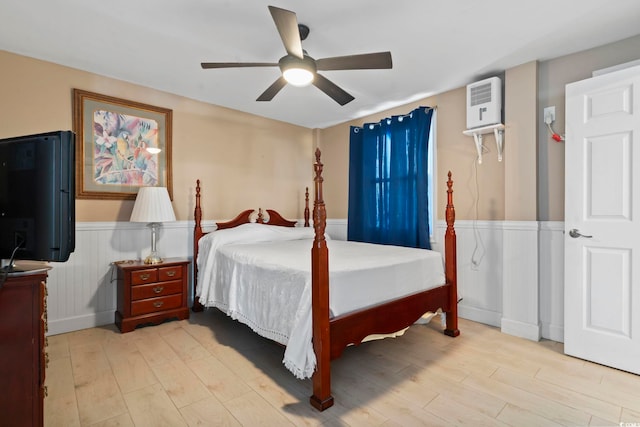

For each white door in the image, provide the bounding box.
[565,65,640,375]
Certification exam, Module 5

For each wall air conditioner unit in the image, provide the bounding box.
[466,76,502,129]
[463,76,505,164]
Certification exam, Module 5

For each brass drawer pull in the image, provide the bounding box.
[166,270,176,277]
[153,286,164,294]
[140,273,151,281]
[153,301,164,308]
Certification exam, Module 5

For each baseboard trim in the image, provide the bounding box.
[459,304,501,328]
[501,317,541,341]
[541,322,564,343]
[47,310,115,336]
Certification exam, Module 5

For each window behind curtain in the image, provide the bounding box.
[348,106,434,249]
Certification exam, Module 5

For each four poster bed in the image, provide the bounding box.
[192,148,459,411]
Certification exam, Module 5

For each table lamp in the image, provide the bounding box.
[130,187,176,264]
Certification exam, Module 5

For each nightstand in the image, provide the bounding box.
[114,258,190,333]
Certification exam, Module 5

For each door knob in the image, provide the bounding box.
[569,229,592,238]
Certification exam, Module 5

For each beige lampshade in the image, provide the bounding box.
[130,187,176,223]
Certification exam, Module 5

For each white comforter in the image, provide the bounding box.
[196,223,445,379]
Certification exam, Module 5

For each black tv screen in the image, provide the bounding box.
[0,130,75,264]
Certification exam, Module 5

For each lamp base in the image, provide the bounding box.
[144,222,163,264]
[144,252,163,264]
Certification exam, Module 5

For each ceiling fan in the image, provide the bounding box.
[201,5,393,106]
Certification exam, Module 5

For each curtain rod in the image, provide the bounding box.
[353,106,436,131]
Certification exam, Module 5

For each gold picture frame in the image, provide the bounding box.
[72,89,173,200]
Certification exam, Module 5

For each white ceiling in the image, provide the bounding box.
[2,1,640,129]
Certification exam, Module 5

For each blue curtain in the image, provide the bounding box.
[348,106,433,249]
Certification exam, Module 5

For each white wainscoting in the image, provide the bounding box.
[539,221,565,342]
[435,220,564,341]
[500,221,541,341]
[435,220,504,328]
[46,219,565,341]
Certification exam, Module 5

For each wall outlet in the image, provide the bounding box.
[544,106,556,124]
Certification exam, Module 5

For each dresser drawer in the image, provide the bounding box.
[131,268,159,285]
[158,265,182,281]
[131,280,183,301]
[131,294,183,316]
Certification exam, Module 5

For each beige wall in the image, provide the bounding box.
[0,51,313,222]
[538,34,640,221]
[504,61,538,221]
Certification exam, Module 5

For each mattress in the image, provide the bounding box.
[196,223,445,379]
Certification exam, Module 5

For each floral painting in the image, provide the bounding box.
[93,110,159,186]
[73,89,173,200]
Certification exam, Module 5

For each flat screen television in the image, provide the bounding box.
[0,130,75,268]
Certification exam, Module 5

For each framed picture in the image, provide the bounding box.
[72,89,173,200]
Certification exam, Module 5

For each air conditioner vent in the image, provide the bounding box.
[469,83,493,106]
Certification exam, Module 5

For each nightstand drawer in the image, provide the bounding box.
[131,294,182,316]
[131,280,183,300]
[159,266,182,281]
[131,269,159,285]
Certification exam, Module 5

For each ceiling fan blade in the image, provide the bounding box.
[256,76,288,101]
[201,62,278,69]
[268,6,304,59]
[312,73,355,106]
[316,52,393,71]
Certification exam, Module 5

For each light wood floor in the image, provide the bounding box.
[44,311,640,426]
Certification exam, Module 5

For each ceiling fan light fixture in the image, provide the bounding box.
[283,67,314,86]
[279,55,316,87]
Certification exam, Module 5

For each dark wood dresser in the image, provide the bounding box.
[115,258,190,333]
[0,269,48,427]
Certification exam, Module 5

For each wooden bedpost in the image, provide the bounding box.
[304,187,310,227]
[192,179,204,312]
[309,148,334,411]
[444,172,460,337]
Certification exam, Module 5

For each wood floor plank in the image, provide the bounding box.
[185,355,253,402]
[245,371,336,426]
[331,363,438,426]
[621,407,640,424]
[223,391,295,426]
[496,403,564,427]
[462,373,592,426]
[134,333,181,367]
[402,365,507,418]
[425,394,512,426]
[46,333,70,362]
[86,412,135,427]
[536,362,640,413]
[179,396,242,426]
[123,383,188,426]
[107,351,159,394]
[161,328,212,362]
[69,342,112,385]
[491,366,621,423]
[43,358,80,427]
[69,341,129,425]
[74,370,129,426]
[150,358,212,409]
